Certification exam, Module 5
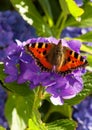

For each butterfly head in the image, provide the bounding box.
[54,40,63,57]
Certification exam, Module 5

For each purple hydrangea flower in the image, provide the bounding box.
[61,27,92,47]
[75,0,83,6]
[61,27,92,38]
[1,11,36,41]
[3,37,87,105]
[73,96,92,130]
[0,10,36,61]
[0,85,9,129]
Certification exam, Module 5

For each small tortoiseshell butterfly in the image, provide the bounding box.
[26,40,88,75]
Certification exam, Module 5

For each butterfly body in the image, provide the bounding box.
[45,41,64,66]
[26,40,88,75]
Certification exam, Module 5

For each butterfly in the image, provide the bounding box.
[25,40,88,75]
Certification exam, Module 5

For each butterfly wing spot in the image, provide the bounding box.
[38,42,43,48]
[45,43,48,48]
[30,43,36,48]
[74,52,78,59]
[67,57,71,62]
[43,50,47,55]
[72,60,74,63]
[80,56,84,62]
[36,49,41,54]
[69,50,72,55]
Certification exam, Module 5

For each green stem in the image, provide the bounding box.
[31,86,47,130]
[32,87,43,120]
[57,13,67,38]
[56,12,64,28]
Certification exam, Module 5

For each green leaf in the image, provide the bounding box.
[5,92,35,130]
[38,0,54,27]
[27,118,47,130]
[47,119,76,130]
[0,126,6,130]
[0,0,12,11]
[59,0,69,15]
[59,104,72,118]
[81,44,92,55]
[5,82,31,96]
[65,2,92,27]
[87,55,92,67]
[10,0,54,37]
[40,100,73,124]
[74,31,92,42]
[5,86,49,130]
[44,104,72,121]
[65,73,92,105]
[0,64,6,81]
[27,119,40,130]
[0,64,11,91]
[65,0,84,18]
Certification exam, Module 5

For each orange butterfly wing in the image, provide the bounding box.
[56,48,88,75]
[26,42,53,71]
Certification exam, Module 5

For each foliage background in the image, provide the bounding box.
[0,0,92,130]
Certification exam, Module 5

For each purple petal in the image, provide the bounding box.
[67,40,81,52]
[5,75,17,83]
[61,85,77,99]
[50,96,64,105]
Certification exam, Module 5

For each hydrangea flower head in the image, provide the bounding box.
[0,11,36,61]
[73,96,92,130]
[3,37,87,105]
